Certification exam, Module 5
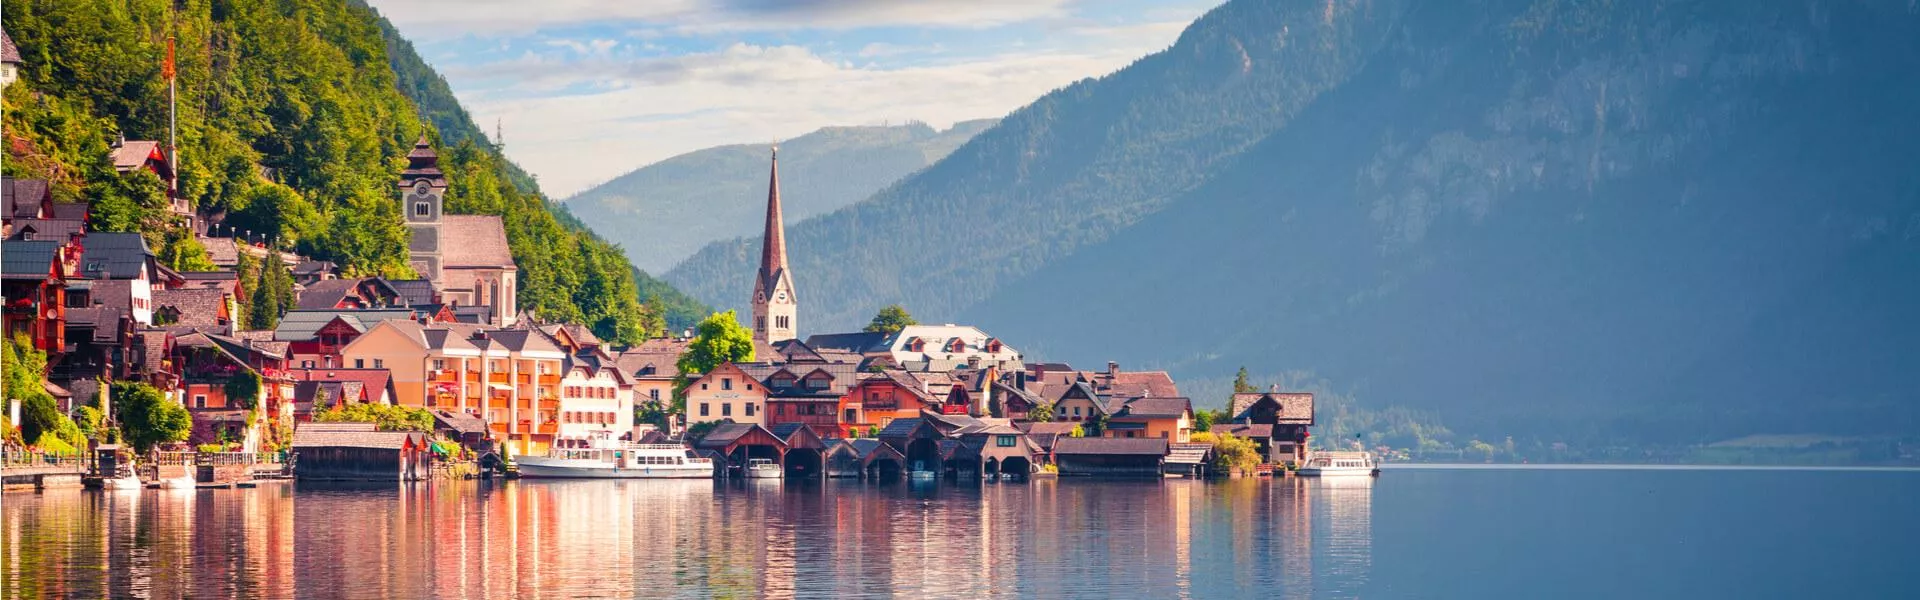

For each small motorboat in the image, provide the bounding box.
[1297,451,1380,477]
[908,460,938,481]
[744,458,783,479]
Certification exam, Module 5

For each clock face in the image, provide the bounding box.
[777,292,786,301]
[413,180,432,195]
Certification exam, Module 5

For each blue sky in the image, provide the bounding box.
[368,0,1219,197]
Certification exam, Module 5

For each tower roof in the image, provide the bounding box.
[756,146,790,295]
[401,135,446,188]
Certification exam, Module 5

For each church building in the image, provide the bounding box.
[403,136,518,327]
[751,146,798,344]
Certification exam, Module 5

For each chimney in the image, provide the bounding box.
[1269,383,1279,393]
[966,355,981,369]
[1107,361,1118,376]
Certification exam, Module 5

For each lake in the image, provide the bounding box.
[3,467,1917,598]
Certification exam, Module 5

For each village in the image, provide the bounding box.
[0,31,1325,490]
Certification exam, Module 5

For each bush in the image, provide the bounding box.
[314,403,433,432]
[1209,432,1262,475]
[117,381,193,452]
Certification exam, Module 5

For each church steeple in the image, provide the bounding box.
[751,145,797,343]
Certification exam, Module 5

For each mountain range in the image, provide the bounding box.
[662,0,1920,444]
[565,121,996,273]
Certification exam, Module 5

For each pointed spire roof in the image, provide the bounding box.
[401,134,446,188]
[757,145,789,292]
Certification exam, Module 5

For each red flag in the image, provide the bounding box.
[162,36,175,80]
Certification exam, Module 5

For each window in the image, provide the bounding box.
[701,383,708,390]
[193,395,207,409]
[756,317,766,331]
[775,316,789,329]
[373,359,384,369]
[746,383,754,391]
[722,378,732,391]
[354,359,365,368]
[302,360,314,368]
[415,202,430,217]
[745,403,755,417]
[649,389,660,401]
[432,359,446,370]
[699,403,710,417]
[806,376,828,390]
[997,435,1017,447]
[776,404,785,416]
[1073,406,1082,417]
[722,403,733,417]
[845,409,857,422]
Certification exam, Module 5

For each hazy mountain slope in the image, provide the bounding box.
[665,0,1920,442]
[662,0,1404,318]
[566,121,995,273]
[965,0,1920,442]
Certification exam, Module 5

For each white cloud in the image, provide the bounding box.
[460,35,1179,197]
[370,0,1073,38]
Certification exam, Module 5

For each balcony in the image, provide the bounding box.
[537,374,560,386]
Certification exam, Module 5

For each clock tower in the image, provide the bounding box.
[402,135,447,287]
[751,145,797,344]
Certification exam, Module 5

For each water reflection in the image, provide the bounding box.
[4,477,1373,598]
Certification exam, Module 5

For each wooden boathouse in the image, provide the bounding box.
[290,422,428,482]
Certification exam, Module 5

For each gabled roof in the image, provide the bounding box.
[49,202,88,221]
[296,277,400,310]
[767,423,827,450]
[1113,397,1192,420]
[440,215,515,269]
[2,178,51,219]
[431,409,487,436]
[1211,423,1275,439]
[7,218,84,242]
[109,141,164,172]
[1052,437,1168,456]
[152,288,229,329]
[381,278,436,307]
[614,350,680,379]
[485,329,563,355]
[803,331,889,354]
[1,240,60,278]
[77,232,153,280]
[1229,392,1316,425]
[0,30,20,65]
[693,422,787,450]
[272,309,417,342]
[451,305,493,324]
[292,260,337,276]
[291,422,423,450]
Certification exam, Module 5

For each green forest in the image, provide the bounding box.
[1,0,705,343]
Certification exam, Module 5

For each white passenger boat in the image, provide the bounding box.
[517,437,714,479]
[1297,451,1380,477]
[744,458,783,479]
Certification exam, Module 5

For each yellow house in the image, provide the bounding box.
[1105,397,1194,443]
[341,320,565,455]
[684,362,768,427]
[1049,381,1112,424]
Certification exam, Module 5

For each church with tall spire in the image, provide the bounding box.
[751,145,797,343]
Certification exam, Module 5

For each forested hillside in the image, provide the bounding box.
[2,0,697,341]
[566,120,994,273]
[668,0,1920,445]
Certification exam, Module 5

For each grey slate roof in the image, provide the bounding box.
[77,232,153,280]
[3,178,50,218]
[7,218,84,241]
[803,331,888,354]
[382,278,435,307]
[152,288,228,328]
[1,240,59,278]
[272,309,416,341]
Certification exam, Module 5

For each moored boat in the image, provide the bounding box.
[744,458,782,479]
[517,436,714,479]
[1297,451,1380,477]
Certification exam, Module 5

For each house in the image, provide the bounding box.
[75,232,160,325]
[683,362,770,427]
[806,325,1020,369]
[612,344,680,412]
[878,417,948,475]
[551,335,635,445]
[430,409,492,452]
[847,370,940,430]
[1,240,74,352]
[753,362,858,435]
[1052,437,1168,477]
[290,422,428,482]
[171,331,292,451]
[337,320,564,456]
[273,309,419,369]
[1050,381,1113,426]
[2,178,54,228]
[290,260,338,285]
[295,277,403,311]
[56,306,136,405]
[1165,443,1214,478]
[6,218,85,242]
[0,29,20,88]
[1105,397,1194,442]
[289,368,397,417]
[109,139,191,228]
[152,288,237,335]
[1225,390,1315,464]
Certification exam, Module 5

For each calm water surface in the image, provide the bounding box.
[3,467,1917,598]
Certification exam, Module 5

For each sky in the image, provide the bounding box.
[367,0,1218,198]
